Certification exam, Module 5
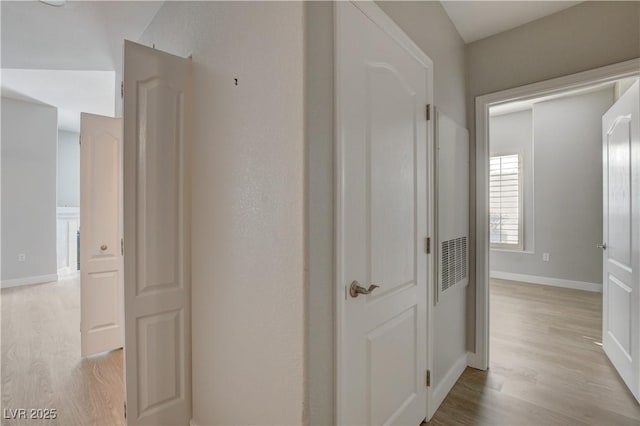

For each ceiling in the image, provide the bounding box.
[441,1,583,44]
[1,1,162,132]
[1,0,163,70]
[2,69,115,132]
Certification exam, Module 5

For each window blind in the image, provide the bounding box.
[490,154,521,247]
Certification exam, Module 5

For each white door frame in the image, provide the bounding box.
[472,58,640,370]
[333,1,436,422]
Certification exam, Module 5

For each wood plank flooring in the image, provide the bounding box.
[4,276,639,425]
[426,279,640,426]
[1,275,124,426]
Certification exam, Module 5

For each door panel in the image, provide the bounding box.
[137,80,181,295]
[136,310,183,416]
[602,80,640,402]
[368,306,418,424]
[370,65,417,297]
[123,40,192,425]
[337,2,431,424]
[80,113,123,357]
[608,119,632,268]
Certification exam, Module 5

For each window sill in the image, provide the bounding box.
[490,248,535,254]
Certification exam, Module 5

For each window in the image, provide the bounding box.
[490,154,522,249]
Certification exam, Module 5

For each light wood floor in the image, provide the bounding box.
[426,279,640,426]
[1,275,124,426]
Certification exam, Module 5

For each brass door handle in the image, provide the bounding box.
[100,244,108,251]
[349,281,380,298]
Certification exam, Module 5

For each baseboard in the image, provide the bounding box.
[58,270,80,281]
[1,274,58,289]
[430,352,468,418]
[490,271,602,293]
[57,267,77,278]
[466,351,487,370]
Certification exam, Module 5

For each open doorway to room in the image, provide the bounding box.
[474,60,640,424]
[1,69,123,425]
[0,2,162,425]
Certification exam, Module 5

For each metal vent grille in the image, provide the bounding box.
[441,236,468,292]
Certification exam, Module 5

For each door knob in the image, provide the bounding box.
[349,281,380,298]
[100,244,108,251]
[597,243,607,250]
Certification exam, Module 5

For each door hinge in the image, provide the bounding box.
[124,402,126,419]
[121,81,124,99]
[426,370,431,387]
[79,136,81,145]
[426,104,431,121]
[425,237,431,254]
[121,238,124,256]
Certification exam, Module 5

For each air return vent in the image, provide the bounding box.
[440,236,467,292]
[435,108,469,304]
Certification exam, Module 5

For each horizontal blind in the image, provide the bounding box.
[490,154,520,246]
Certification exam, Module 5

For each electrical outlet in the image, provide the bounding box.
[17,253,26,262]
[542,253,550,262]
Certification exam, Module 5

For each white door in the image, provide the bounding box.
[602,80,640,402]
[123,40,192,425]
[80,113,124,357]
[337,2,432,425]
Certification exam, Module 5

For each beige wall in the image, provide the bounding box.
[465,1,640,349]
[140,2,306,425]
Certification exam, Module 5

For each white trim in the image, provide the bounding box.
[57,267,74,277]
[490,271,602,293]
[466,351,485,370]
[350,1,433,69]
[334,1,435,423]
[429,352,468,419]
[58,270,80,281]
[1,274,58,289]
[56,206,80,219]
[490,248,535,254]
[475,58,640,371]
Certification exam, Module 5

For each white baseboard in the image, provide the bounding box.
[430,352,468,419]
[58,270,80,281]
[1,273,58,289]
[57,267,76,278]
[490,271,602,293]
[466,351,487,370]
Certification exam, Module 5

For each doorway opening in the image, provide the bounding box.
[474,59,640,419]
[1,70,125,425]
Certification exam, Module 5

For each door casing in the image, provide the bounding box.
[473,58,640,370]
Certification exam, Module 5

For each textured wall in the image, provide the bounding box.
[140,2,306,424]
